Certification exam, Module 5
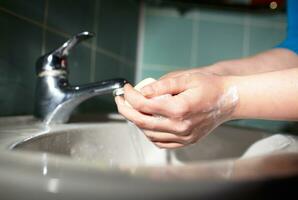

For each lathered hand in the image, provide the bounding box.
[115,73,238,149]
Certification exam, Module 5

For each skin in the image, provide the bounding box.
[115,48,298,149]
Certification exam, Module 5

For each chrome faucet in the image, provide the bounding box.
[34,32,128,125]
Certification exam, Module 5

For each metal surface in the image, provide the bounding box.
[34,32,128,125]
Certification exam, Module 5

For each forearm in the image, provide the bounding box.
[225,68,298,121]
[205,48,298,76]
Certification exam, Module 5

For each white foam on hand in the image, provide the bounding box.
[124,77,156,108]
[134,77,156,92]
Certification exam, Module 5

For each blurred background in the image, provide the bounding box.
[0,0,296,133]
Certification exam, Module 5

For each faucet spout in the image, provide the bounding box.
[33,32,129,125]
[35,78,127,125]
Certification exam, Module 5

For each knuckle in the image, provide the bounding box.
[171,107,186,118]
[189,138,197,145]
[174,121,191,134]
[180,134,197,145]
[171,103,190,118]
[168,78,176,91]
[154,143,165,149]
[117,106,125,116]
[144,131,155,140]
[133,101,145,111]
[147,135,155,142]
[134,118,146,128]
[181,134,194,143]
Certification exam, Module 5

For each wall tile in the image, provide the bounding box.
[143,14,193,67]
[196,20,244,66]
[142,69,163,80]
[0,12,42,116]
[142,63,187,71]
[119,64,135,84]
[45,31,91,85]
[47,0,95,36]
[249,26,286,55]
[248,13,286,25]
[141,68,173,80]
[97,0,139,61]
[199,9,244,24]
[0,0,45,22]
[94,53,122,81]
[94,51,135,83]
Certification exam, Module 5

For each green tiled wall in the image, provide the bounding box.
[140,6,286,76]
[139,6,292,133]
[0,0,139,116]
[143,15,193,67]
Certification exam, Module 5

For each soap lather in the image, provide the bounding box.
[113,77,172,114]
[113,78,156,97]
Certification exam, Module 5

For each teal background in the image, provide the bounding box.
[0,0,139,116]
[138,5,295,133]
[139,7,286,78]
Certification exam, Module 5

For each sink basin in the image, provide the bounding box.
[2,115,298,199]
[13,122,167,167]
[12,119,270,167]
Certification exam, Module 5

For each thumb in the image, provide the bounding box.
[140,76,188,98]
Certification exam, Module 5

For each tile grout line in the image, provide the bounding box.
[0,6,44,28]
[90,0,100,82]
[143,63,183,71]
[190,11,200,67]
[0,5,135,68]
[95,47,134,67]
[242,14,251,57]
[135,1,146,83]
[41,0,49,55]
[146,8,286,28]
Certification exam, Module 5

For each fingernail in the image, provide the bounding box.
[115,96,125,106]
[124,83,133,90]
[140,86,153,97]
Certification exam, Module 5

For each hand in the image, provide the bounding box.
[159,65,221,80]
[115,72,238,149]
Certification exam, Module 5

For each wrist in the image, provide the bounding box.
[220,75,241,121]
[207,61,231,76]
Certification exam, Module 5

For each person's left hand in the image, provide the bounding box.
[115,72,238,149]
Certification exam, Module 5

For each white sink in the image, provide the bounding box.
[12,119,270,167]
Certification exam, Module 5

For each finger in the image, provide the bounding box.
[115,96,124,106]
[160,68,212,80]
[159,70,185,80]
[116,97,192,135]
[153,142,185,149]
[123,84,152,112]
[124,83,192,119]
[140,75,190,98]
[143,130,193,144]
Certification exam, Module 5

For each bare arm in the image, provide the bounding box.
[226,68,298,120]
[209,48,298,75]
[162,48,298,78]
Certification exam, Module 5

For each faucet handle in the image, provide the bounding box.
[53,31,94,57]
[36,31,94,75]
